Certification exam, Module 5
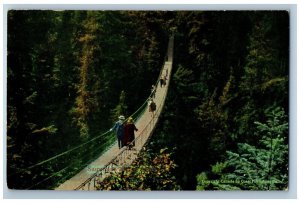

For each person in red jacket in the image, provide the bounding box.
[124,117,138,149]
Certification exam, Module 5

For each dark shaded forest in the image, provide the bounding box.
[7,10,289,190]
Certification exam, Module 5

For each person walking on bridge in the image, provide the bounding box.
[160,77,165,88]
[148,98,156,118]
[163,75,167,86]
[151,85,156,99]
[124,117,138,149]
[110,115,125,149]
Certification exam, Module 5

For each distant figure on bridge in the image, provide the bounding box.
[151,85,156,99]
[163,75,167,86]
[165,68,168,77]
[124,117,138,149]
[110,115,125,149]
[148,98,156,117]
[160,77,165,88]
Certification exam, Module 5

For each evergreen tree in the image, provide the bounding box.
[196,106,288,190]
[71,12,102,138]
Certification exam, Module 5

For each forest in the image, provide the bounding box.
[7,10,289,190]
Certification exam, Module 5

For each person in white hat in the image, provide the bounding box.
[110,115,125,149]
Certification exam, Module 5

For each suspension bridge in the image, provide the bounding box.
[8,36,174,190]
[56,36,173,190]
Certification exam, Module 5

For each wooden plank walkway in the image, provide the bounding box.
[56,37,174,190]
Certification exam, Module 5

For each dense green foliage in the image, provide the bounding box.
[7,11,289,190]
[151,11,289,190]
[96,148,180,190]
